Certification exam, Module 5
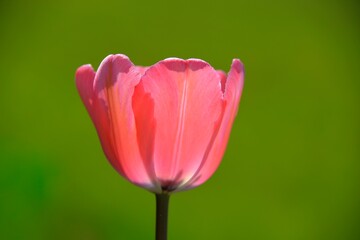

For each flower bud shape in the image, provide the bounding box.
[76,54,244,193]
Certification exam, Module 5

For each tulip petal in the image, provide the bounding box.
[133,58,224,190]
[76,64,96,113]
[81,54,156,190]
[189,59,244,188]
[76,63,122,179]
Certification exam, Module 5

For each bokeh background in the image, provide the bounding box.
[0,0,359,239]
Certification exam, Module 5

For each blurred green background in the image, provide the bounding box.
[0,0,359,239]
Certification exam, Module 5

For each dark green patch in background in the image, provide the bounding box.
[0,0,359,239]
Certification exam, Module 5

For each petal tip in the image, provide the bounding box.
[231,59,244,74]
[101,54,132,65]
[75,64,95,84]
[113,53,131,61]
[187,58,211,71]
[76,64,94,76]
[160,58,187,72]
[153,57,214,72]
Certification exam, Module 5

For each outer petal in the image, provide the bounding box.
[76,64,96,113]
[76,64,120,180]
[78,55,156,191]
[188,59,245,188]
[132,58,224,191]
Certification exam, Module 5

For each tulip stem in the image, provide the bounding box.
[155,193,170,240]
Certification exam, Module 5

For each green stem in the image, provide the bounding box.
[155,193,170,240]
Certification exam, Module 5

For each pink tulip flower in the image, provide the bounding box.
[76,54,244,192]
[76,54,244,240]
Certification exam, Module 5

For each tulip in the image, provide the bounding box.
[76,54,244,240]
